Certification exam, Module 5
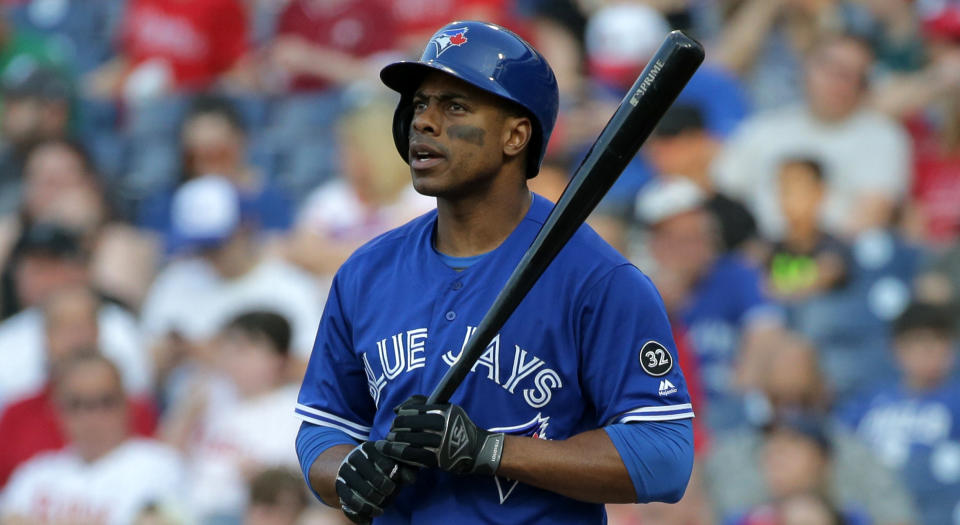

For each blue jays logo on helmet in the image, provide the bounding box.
[432,27,469,56]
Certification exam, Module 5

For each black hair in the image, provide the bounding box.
[184,94,246,134]
[893,301,956,339]
[653,104,706,138]
[779,156,826,184]
[2,66,71,101]
[19,136,117,223]
[12,222,89,261]
[531,0,587,45]
[765,413,833,456]
[225,310,292,356]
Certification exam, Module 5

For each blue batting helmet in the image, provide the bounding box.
[380,21,559,178]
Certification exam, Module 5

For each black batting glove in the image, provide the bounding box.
[375,395,505,476]
[335,441,417,524]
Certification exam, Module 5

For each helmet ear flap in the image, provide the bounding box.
[392,96,415,164]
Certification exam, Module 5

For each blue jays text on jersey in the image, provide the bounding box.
[296,194,694,524]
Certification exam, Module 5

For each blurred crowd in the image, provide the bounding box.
[0,0,957,524]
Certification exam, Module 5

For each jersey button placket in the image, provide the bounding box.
[446,281,462,320]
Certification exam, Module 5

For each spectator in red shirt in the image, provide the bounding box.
[907,6,960,246]
[269,0,399,92]
[875,4,960,245]
[0,285,156,488]
[85,0,250,99]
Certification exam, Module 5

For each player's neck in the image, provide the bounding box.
[434,184,532,258]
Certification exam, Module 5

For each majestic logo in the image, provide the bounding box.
[448,414,469,461]
[639,340,673,377]
[432,27,469,56]
[659,379,677,396]
[489,414,550,504]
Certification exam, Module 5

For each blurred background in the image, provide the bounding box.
[0,0,957,524]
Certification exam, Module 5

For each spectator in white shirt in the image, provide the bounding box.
[1,353,184,525]
[714,33,911,240]
[140,175,324,396]
[0,231,149,408]
[162,311,302,522]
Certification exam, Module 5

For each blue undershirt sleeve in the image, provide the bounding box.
[295,421,360,504]
[604,419,695,504]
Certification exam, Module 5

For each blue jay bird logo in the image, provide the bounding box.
[489,414,550,503]
[432,27,469,56]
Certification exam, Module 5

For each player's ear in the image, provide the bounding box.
[502,115,532,158]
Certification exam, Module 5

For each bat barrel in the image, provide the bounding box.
[600,31,706,163]
[427,31,705,405]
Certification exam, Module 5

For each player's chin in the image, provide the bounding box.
[410,165,451,197]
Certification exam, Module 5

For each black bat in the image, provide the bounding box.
[427,30,705,404]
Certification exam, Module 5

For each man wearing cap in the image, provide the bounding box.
[139,175,322,390]
[636,178,783,432]
[295,21,695,525]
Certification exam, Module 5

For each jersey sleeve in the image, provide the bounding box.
[295,274,374,441]
[578,265,694,426]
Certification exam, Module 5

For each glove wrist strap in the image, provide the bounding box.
[471,432,505,476]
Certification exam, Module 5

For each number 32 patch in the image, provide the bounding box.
[638,341,673,376]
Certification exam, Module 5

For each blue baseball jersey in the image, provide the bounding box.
[839,379,960,525]
[296,194,694,524]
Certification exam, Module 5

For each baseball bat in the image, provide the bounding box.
[427,30,705,404]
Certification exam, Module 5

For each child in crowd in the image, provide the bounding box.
[243,468,308,525]
[162,310,302,523]
[731,415,870,525]
[767,158,849,302]
[839,302,960,525]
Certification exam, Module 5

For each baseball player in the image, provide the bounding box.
[295,21,695,524]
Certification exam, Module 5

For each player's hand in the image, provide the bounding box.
[376,395,505,476]
[336,441,417,524]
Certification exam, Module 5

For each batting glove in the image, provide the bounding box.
[376,395,505,476]
[336,441,417,524]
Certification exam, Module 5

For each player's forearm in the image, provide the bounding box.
[308,444,354,506]
[496,428,635,503]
